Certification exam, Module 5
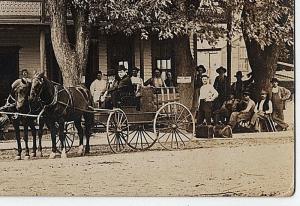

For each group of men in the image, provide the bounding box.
[195,65,291,132]
[90,66,175,109]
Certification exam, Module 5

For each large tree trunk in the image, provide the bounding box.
[241,5,280,101]
[46,0,90,87]
[173,35,196,109]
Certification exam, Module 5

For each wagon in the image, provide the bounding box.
[59,87,195,153]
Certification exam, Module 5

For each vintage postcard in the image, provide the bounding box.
[0,0,295,198]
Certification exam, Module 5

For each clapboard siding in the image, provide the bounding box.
[98,36,108,74]
[143,39,152,81]
[0,27,40,78]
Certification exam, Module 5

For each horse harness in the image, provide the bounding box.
[42,85,90,115]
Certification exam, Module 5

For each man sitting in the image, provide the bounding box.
[250,90,273,132]
[108,65,134,108]
[227,91,255,129]
[214,94,240,124]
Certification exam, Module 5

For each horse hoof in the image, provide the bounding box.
[61,149,67,159]
[77,145,84,155]
[49,152,56,159]
[31,153,36,158]
[14,156,21,160]
[24,155,30,160]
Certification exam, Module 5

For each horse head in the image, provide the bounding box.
[29,71,45,102]
[11,78,31,111]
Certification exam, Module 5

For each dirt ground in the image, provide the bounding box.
[0,133,294,197]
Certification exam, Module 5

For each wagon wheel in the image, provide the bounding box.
[127,124,157,150]
[56,122,76,153]
[107,109,129,153]
[153,102,195,150]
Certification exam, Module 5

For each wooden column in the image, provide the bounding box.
[40,29,46,72]
[139,39,144,79]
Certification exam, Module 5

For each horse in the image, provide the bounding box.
[29,72,94,158]
[0,78,45,160]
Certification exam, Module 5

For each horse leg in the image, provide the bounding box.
[29,121,37,157]
[59,122,67,158]
[23,121,30,160]
[47,121,57,159]
[74,121,84,155]
[37,120,44,157]
[13,120,22,160]
[84,113,93,154]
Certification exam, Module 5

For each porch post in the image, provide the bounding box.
[40,29,46,72]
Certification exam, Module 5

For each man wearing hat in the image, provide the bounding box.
[231,71,245,100]
[270,78,291,130]
[193,65,206,114]
[228,91,255,129]
[144,68,166,88]
[213,66,229,110]
[197,75,218,125]
[250,90,273,132]
[108,65,134,107]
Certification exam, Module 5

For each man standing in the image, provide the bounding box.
[213,66,229,109]
[228,91,256,129]
[270,78,291,130]
[197,75,218,125]
[231,71,245,100]
[90,71,107,107]
[131,67,144,110]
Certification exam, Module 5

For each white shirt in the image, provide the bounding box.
[254,99,273,114]
[90,79,107,102]
[198,84,218,104]
[131,76,144,86]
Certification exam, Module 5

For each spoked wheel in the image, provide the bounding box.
[127,124,157,150]
[107,109,129,153]
[56,122,76,153]
[154,102,195,150]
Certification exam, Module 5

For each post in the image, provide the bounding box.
[139,39,144,79]
[226,11,232,88]
[40,29,46,72]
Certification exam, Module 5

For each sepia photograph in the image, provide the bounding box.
[0,0,295,200]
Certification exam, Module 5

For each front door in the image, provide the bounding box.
[0,47,19,106]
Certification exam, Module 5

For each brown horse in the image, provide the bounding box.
[0,79,44,160]
[29,72,94,158]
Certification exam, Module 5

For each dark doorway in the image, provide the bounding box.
[107,34,134,76]
[85,39,99,88]
[0,47,19,106]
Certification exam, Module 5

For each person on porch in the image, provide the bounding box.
[270,78,291,130]
[130,67,144,110]
[164,71,175,87]
[90,70,107,107]
[197,75,218,125]
[144,68,166,88]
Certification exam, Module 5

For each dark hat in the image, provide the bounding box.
[234,71,244,77]
[271,78,279,83]
[117,65,127,71]
[242,91,251,96]
[216,66,226,74]
[196,65,206,73]
[96,70,102,75]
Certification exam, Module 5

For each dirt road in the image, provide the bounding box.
[0,134,294,197]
